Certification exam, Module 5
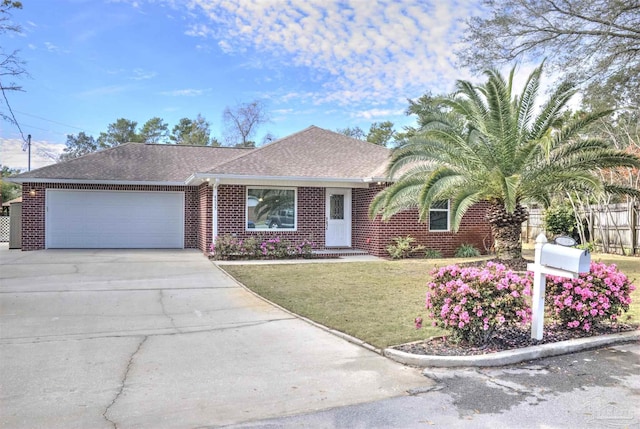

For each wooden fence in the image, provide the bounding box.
[522,202,640,255]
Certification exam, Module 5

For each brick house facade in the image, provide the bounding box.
[9,126,494,256]
[210,183,491,257]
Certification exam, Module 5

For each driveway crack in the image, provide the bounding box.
[159,290,182,333]
[103,335,148,429]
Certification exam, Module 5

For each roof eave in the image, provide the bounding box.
[191,174,375,188]
[4,177,187,186]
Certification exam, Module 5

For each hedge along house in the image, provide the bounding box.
[7,126,492,256]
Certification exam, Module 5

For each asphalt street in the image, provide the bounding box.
[226,342,640,428]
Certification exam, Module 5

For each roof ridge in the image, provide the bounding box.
[257,125,319,148]
[206,125,321,172]
[143,142,253,150]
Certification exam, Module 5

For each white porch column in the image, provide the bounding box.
[212,179,219,242]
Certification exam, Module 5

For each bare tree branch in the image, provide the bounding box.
[222,100,270,148]
[458,0,640,108]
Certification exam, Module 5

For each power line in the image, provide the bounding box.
[12,122,75,137]
[0,80,29,146]
[13,109,92,132]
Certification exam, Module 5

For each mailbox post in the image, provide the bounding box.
[526,233,591,340]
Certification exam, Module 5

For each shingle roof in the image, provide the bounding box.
[209,126,390,179]
[11,143,251,183]
[9,126,391,184]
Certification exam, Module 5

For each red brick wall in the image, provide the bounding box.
[21,184,45,251]
[215,185,326,247]
[20,183,200,251]
[353,185,493,257]
[184,187,199,249]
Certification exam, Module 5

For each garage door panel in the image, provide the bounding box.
[46,190,184,249]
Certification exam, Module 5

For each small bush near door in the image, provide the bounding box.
[455,243,481,258]
[386,236,426,259]
[210,235,316,260]
[424,248,443,259]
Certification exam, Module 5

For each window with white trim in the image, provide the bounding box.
[429,200,450,231]
[246,187,297,230]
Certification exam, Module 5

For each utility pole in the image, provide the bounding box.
[27,134,31,172]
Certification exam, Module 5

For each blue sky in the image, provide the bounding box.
[1,0,484,170]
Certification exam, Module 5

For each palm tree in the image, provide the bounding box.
[370,64,640,260]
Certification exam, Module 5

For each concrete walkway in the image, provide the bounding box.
[0,246,430,429]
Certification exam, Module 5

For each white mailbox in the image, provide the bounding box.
[539,243,590,274]
[527,234,592,340]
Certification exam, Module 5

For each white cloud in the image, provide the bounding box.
[217,39,233,53]
[44,41,59,52]
[160,88,208,96]
[354,108,406,120]
[130,68,158,80]
[0,138,63,171]
[76,85,130,98]
[182,0,480,106]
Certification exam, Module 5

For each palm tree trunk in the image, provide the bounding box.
[487,203,529,260]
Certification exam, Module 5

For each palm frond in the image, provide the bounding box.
[369,173,429,219]
[551,109,614,148]
[416,168,466,221]
[603,184,640,199]
[529,80,577,141]
[500,175,521,213]
[516,64,542,139]
[450,189,482,231]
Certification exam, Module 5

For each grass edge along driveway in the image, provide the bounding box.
[220,253,640,349]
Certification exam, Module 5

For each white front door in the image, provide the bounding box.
[325,188,352,247]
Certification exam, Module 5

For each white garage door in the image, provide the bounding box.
[46,190,185,249]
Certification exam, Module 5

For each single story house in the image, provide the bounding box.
[7,126,492,257]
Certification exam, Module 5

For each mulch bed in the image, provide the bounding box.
[394,256,638,356]
[394,323,638,356]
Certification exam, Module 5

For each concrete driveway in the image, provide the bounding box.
[0,247,430,429]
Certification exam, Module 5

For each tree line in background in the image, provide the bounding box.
[62,111,404,162]
[60,100,271,161]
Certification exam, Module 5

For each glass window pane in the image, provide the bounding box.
[429,200,449,231]
[247,188,295,230]
[429,211,448,231]
[330,194,344,220]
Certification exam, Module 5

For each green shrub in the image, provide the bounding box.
[424,248,443,259]
[577,241,596,253]
[386,236,425,259]
[454,243,480,258]
[543,205,576,236]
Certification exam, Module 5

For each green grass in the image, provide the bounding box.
[221,253,639,349]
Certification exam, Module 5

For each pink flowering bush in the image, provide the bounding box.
[545,261,636,331]
[210,235,316,260]
[426,262,533,346]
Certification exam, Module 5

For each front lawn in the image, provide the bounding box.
[221,253,639,349]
